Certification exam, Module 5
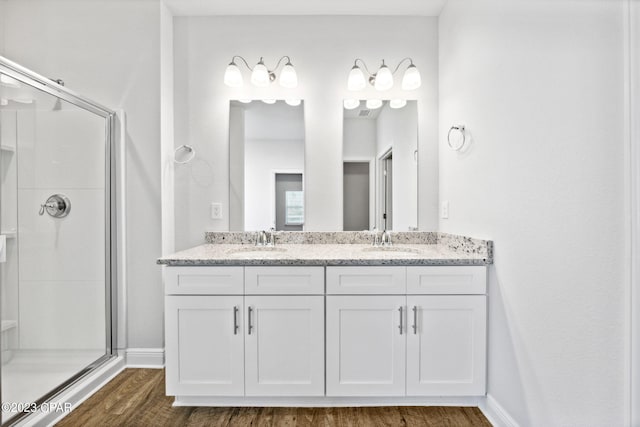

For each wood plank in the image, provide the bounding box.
[56,369,493,427]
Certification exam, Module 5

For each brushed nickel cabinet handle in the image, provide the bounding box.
[248,306,253,335]
[233,306,239,335]
[412,306,418,335]
[399,306,403,335]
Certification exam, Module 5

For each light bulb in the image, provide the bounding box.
[262,99,276,104]
[389,99,407,109]
[285,99,301,106]
[374,63,393,91]
[223,62,243,88]
[238,99,252,104]
[251,59,271,87]
[347,65,366,91]
[0,75,21,88]
[402,64,421,90]
[279,62,298,88]
[343,99,360,110]
[366,99,383,109]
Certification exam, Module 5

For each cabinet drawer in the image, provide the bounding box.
[245,267,324,295]
[165,266,244,295]
[407,266,486,294]
[326,266,406,294]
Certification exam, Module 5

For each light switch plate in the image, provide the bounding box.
[441,201,449,219]
[210,203,222,220]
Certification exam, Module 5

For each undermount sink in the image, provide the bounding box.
[226,246,287,256]
[361,246,420,255]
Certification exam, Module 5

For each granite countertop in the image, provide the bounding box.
[157,232,493,267]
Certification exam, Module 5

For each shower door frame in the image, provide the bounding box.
[0,56,117,424]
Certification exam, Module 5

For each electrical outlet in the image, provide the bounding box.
[210,202,222,220]
[441,201,449,219]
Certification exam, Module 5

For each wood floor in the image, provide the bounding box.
[56,369,492,427]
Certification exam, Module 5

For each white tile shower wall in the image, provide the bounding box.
[439,0,626,425]
[173,16,439,249]
[16,108,105,349]
[2,0,162,350]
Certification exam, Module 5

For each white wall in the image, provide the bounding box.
[173,16,439,249]
[439,0,626,425]
[343,118,376,160]
[2,0,163,350]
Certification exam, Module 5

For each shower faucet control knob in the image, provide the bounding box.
[39,194,71,218]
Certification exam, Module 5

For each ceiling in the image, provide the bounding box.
[163,0,447,16]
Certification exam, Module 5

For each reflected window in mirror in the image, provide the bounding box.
[343,100,418,232]
[229,100,305,231]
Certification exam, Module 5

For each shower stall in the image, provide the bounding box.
[0,57,116,425]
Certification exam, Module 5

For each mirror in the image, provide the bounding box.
[229,100,305,231]
[343,100,418,231]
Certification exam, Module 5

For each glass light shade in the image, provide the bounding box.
[279,63,298,88]
[374,64,394,91]
[251,61,271,87]
[389,99,407,109]
[401,64,422,90]
[366,99,383,109]
[223,63,243,88]
[262,99,277,104]
[343,99,360,110]
[238,99,252,104]
[0,98,8,106]
[285,99,301,106]
[347,66,366,91]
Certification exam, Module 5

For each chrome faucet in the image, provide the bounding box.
[380,230,392,247]
[371,227,381,247]
[255,230,268,246]
[268,227,276,246]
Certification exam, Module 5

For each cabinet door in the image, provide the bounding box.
[244,295,324,396]
[326,296,406,396]
[165,296,244,396]
[406,295,486,396]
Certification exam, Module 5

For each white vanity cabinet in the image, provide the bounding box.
[165,266,325,398]
[326,266,487,397]
[165,295,244,396]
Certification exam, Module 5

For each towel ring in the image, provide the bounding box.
[447,125,466,151]
[174,144,196,164]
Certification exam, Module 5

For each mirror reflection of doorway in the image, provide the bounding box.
[343,162,370,231]
[275,173,303,231]
[380,150,393,230]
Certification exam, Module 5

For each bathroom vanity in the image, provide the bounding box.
[158,231,492,406]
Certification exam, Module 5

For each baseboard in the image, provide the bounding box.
[174,395,485,408]
[479,394,520,427]
[15,356,125,427]
[124,348,165,368]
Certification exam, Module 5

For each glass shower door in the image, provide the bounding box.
[0,65,114,424]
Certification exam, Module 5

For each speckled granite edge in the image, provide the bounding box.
[436,232,493,263]
[159,258,490,266]
[205,231,439,245]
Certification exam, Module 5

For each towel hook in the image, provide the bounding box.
[447,125,466,151]
[174,144,196,164]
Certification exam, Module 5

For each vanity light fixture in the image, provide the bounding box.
[238,99,252,104]
[262,99,277,104]
[366,99,383,109]
[285,99,301,106]
[389,99,407,109]
[224,56,298,89]
[343,99,360,110]
[347,58,421,91]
